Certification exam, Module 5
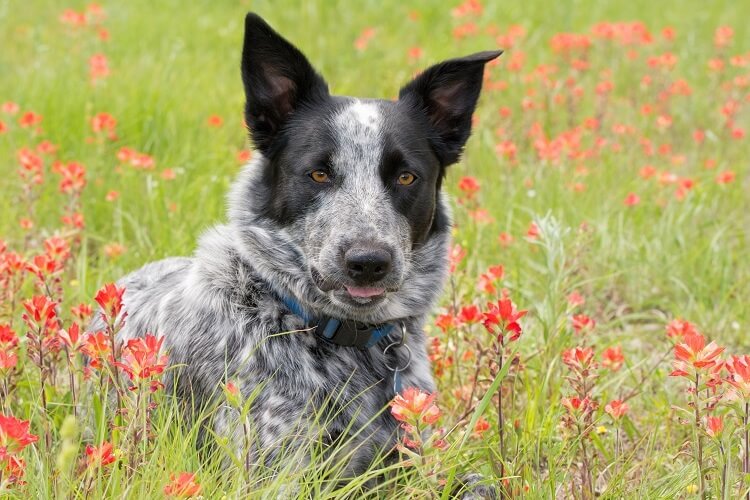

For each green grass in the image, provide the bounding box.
[1,0,749,497]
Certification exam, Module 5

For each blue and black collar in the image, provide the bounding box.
[278,293,395,349]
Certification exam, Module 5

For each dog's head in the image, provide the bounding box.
[229,13,500,322]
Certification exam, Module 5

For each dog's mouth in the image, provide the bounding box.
[311,267,393,306]
[344,285,385,298]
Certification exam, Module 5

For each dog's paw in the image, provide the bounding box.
[452,473,498,500]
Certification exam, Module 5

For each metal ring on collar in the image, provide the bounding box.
[383,342,412,373]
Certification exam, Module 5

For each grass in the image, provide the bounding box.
[1,0,749,497]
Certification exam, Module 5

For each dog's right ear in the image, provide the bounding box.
[241,13,329,154]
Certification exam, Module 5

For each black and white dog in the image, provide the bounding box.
[103,12,499,486]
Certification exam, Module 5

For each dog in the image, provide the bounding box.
[95,11,500,492]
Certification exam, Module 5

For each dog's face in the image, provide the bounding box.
[233,14,500,318]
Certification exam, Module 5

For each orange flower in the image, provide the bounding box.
[236,150,252,163]
[94,282,125,322]
[448,244,466,273]
[482,298,527,342]
[116,334,168,386]
[623,193,640,206]
[571,314,595,334]
[22,295,58,334]
[562,346,596,372]
[472,416,490,438]
[0,325,19,350]
[434,313,457,333]
[164,472,202,498]
[666,319,699,339]
[206,115,223,127]
[458,304,482,325]
[605,400,628,420]
[725,355,750,400]
[0,414,38,455]
[670,333,724,377]
[601,346,625,371]
[81,331,111,369]
[390,387,441,426]
[85,441,116,468]
[458,176,480,198]
[706,416,723,438]
[567,291,585,308]
[561,395,594,415]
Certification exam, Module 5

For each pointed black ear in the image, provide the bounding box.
[399,50,502,166]
[241,13,329,154]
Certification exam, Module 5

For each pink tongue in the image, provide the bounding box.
[345,286,385,298]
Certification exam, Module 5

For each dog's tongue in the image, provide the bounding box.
[345,286,385,298]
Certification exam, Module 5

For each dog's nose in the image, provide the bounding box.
[345,248,392,284]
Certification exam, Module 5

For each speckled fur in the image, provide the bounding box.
[92,104,451,475]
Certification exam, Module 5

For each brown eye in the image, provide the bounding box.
[310,170,330,183]
[397,172,416,186]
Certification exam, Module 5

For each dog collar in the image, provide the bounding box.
[279,293,395,349]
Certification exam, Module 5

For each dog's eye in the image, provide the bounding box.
[397,172,416,186]
[310,170,331,183]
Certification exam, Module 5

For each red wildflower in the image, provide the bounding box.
[236,150,252,163]
[0,325,18,350]
[58,322,84,351]
[562,347,596,372]
[94,282,125,323]
[482,298,527,342]
[22,295,58,334]
[116,334,168,386]
[458,176,481,198]
[0,414,38,455]
[448,244,466,273]
[497,232,514,247]
[57,161,87,194]
[206,115,223,127]
[90,112,117,139]
[725,355,750,400]
[458,304,482,325]
[601,346,625,371]
[1,102,19,114]
[71,303,94,322]
[571,314,595,334]
[390,387,441,426]
[605,400,629,420]
[706,416,723,438]
[472,416,490,437]
[567,291,585,308]
[18,111,42,128]
[715,171,735,184]
[714,26,733,47]
[670,333,724,377]
[223,380,242,408]
[666,319,699,338]
[85,441,116,468]
[164,472,202,498]
[89,53,110,82]
[4,455,26,485]
[561,395,594,415]
[623,193,640,206]
[526,221,540,239]
[434,312,457,333]
[81,331,111,369]
[0,351,17,372]
[354,27,376,51]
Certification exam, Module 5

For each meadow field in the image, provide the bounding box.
[1,0,749,497]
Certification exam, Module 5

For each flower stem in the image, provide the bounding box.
[694,373,705,498]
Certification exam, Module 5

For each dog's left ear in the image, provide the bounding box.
[241,13,329,154]
[399,50,502,166]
